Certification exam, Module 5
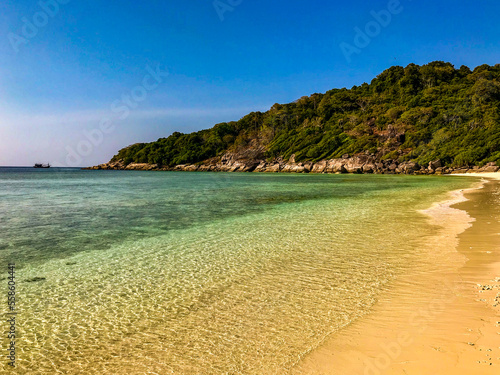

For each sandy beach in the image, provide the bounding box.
[293,172,500,375]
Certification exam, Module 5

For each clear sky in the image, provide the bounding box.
[0,0,499,166]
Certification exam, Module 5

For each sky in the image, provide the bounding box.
[0,0,499,167]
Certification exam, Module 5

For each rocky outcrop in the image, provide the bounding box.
[84,156,499,176]
[428,159,442,170]
[125,163,158,171]
[85,159,126,170]
[482,162,500,173]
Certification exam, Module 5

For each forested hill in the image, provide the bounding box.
[108,62,500,169]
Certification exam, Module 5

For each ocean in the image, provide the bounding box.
[0,168,476,374]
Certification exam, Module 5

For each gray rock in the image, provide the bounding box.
[429,159,442,170]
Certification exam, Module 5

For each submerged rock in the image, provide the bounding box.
[26,277,46,283]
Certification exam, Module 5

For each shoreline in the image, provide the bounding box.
[292,173,500,374]
[84,156,499,176]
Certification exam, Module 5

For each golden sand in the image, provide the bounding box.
[293,173,500,374]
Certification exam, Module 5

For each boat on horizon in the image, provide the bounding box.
[34,163,51,168]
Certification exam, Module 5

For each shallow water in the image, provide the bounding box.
[0,168,476,374]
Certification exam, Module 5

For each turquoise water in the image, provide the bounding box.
[0,168,475,374]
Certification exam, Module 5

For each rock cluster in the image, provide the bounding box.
[85,154,499,175]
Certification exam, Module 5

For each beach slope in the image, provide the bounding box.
[293,173,500,374]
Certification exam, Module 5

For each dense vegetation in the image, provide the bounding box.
[111,62,500,167]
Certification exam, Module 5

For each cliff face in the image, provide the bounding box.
[87,62,500,173]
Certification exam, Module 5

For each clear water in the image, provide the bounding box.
[0,168,476,374]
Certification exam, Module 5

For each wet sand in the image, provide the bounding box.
[292,173,500,374]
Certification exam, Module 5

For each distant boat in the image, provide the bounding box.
[34,163,51,168]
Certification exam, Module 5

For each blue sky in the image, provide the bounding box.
[0,0,499,166]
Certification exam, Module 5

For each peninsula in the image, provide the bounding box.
[87,62,500,175]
